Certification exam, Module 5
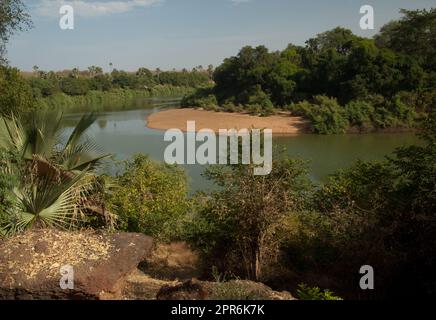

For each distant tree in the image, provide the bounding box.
[136,67,152,78]
[88,65,103,77]
[155,68,161,82]
[70,68,80,79]
[207,64,214,78]
[0,0,32,64]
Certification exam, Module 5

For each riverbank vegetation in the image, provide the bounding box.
[1,60,211,115]
[0,64,210,114]
[183,9,435,134]
[1,110,434,299]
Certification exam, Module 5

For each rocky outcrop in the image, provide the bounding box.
[0,229,153,300]
[157,279,208,300]
[123,271,295,300]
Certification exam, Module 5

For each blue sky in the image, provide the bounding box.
[7,0,435,71]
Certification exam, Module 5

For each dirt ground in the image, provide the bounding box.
[147,108,308,134]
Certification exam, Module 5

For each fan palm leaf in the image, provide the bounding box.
[2,170,92,235]
[0,111,109,171]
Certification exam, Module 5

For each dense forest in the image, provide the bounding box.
[183,9,435,134]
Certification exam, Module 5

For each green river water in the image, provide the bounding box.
[63,97,419,192]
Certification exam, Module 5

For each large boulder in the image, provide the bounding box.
[0,229,153,300]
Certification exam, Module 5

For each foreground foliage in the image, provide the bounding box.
[108,155,190,242]
[0,111,112,235]
[185,157,312,281]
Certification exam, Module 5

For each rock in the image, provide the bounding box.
[205,280,296,300]
[0,229,153,300]
[152,278,295,301]
[156,279,208,300]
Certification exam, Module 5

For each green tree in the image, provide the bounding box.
[109,155,190,241]
[0,66,34,114]
[0,0,32,64]
[306,114,436,298]
[375,9,436,68]
[187,157,311,281]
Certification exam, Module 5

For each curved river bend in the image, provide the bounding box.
[63,98,419,192]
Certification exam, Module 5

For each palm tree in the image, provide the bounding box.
[1,169,92,235]
[70,67,80,79]
[0,111,109,172]
[0,111,114,235]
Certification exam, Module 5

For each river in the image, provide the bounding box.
[63,97,419,192]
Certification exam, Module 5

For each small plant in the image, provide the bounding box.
[296,283,343,300]
[211,266,239,283]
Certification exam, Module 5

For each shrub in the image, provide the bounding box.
[246,104,262,115]
[0,150,20,232]
[247,85,274,110]
[109,155,190,242]
[371,106,398,129]
[307,96,349,134]
[288,100,312,117]
[28,77,60,97]
[291,115,436,298]
[296,284,343,300]
[0,66,34,115]
[181,87,217,109]
[222,102,237,113]
[60,77,90,96]
[186,157,312,281]
[345,100,374,131]
[388,94,417,127]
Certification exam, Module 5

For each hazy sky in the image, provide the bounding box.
[7,0,435,71]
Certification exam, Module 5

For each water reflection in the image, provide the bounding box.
[62,97,419,192]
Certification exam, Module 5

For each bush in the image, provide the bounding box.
[296,284,343,300]
[60,77,90,96]
[345,100,374,131]
[0,66,34,115]
[247,85,274,110]
[0,150,20,233]
[109,155,190,242]
[28,77,60,97]
[288,100,312,117]
[388,94,417,127]
[185,157,312,281]
[289,115,436,298]
[222,102,237,113]
[307,96,349,134]
[181,87,217,108]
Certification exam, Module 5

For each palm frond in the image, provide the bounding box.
[64,113,97,154]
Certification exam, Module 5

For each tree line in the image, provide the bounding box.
[183,8,435,134]
[27,66,211,98]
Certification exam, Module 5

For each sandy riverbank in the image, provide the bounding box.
[147,108,309,134]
